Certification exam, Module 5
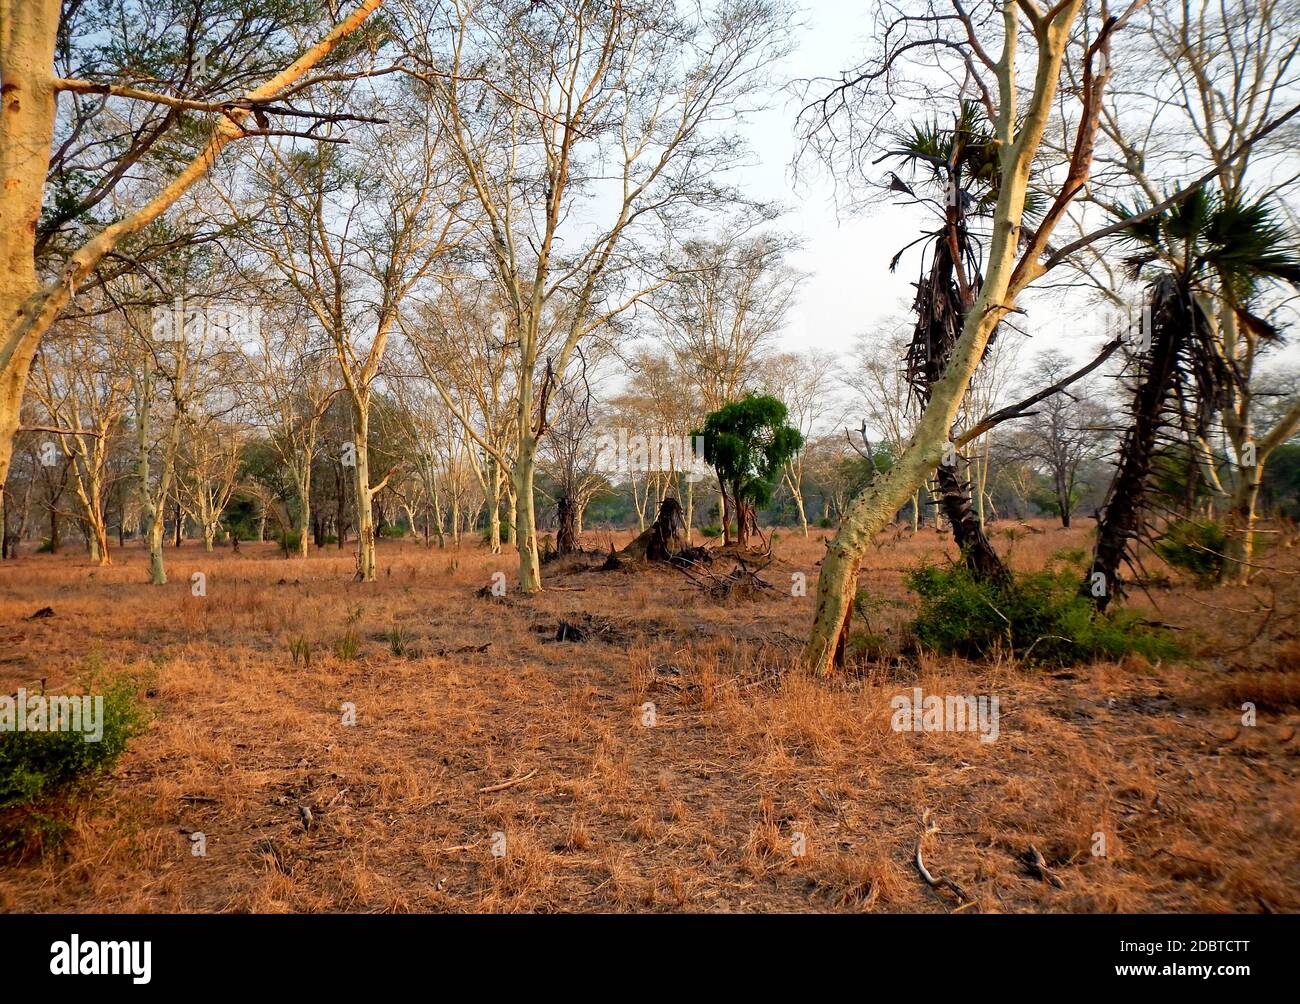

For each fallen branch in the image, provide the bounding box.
[1022,843,1065,889]
[478,769,538,794]
[914,810,973,906]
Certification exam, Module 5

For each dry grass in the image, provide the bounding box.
[1,520,1297,913]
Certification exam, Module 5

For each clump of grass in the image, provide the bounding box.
[331,607,364,661]
[0,671,149,857]
[1155,518,1227,585]
[287,635,312,667]
[905,560,1179,665]
[387,626,414,658]
[333,630,361,662]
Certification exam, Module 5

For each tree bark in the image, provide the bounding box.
[296,462,311,558]
[352,408,376,582]
[513,431,542,592]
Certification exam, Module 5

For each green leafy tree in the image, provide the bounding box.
[696,394,802,547]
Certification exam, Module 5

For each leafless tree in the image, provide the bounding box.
[399,0,793,591]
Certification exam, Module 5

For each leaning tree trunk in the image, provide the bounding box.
[803,71,1055,675]
[902,175,1010,586]
[0,0,59,501]
[0,0,387,495]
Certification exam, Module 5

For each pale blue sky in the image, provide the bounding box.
[731,6,920,357]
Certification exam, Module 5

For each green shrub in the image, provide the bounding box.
[381,525,406,539]
[847,629,889,661]
[818,517,834,529]
[905,561,1178,665]
[699,524,723,538]
[1155,519,1226,585]
[36,538,55,554]
[0,672,148,854]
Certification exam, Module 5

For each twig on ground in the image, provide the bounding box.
[1023,843,1065,888]
[914,809,974,907]
[478,768,538,794]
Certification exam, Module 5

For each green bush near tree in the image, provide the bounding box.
[1154,518,1227,585]
[905,561,1178,665]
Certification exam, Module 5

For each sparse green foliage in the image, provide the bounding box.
[1156,518,1228,585]
[333,630,361,662]
[387,626,413,658]
[0,672,148,855]
[906,561,1178,665]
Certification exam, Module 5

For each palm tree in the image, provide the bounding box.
[1087,187,1300,607]
[880,102,1042,584]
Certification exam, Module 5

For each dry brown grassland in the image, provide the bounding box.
[0,519,1296,913]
